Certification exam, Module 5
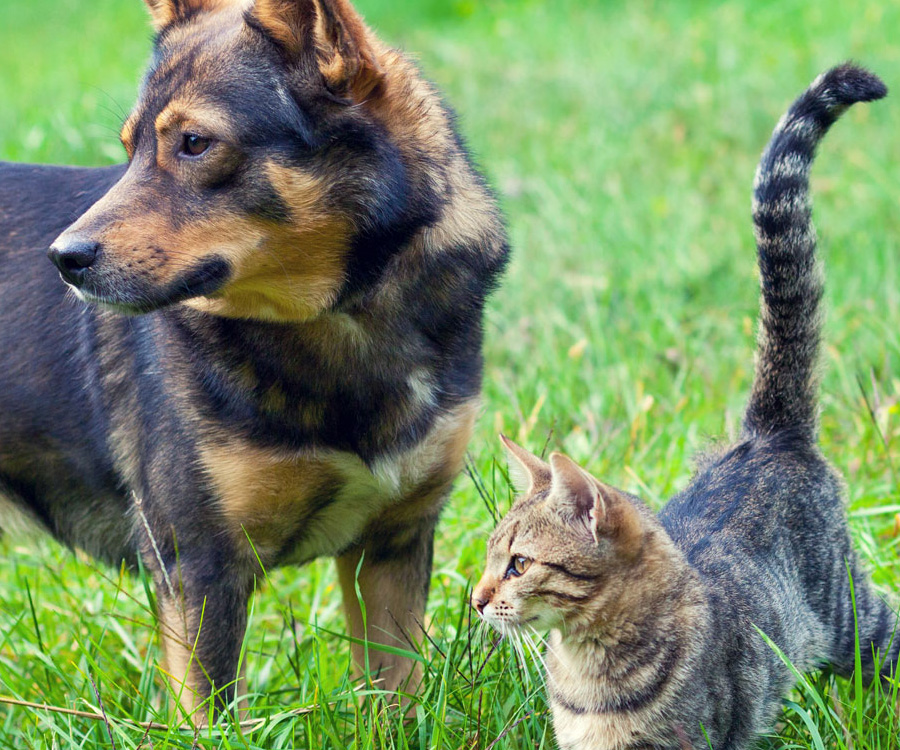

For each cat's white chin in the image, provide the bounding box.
[482,609,555,636]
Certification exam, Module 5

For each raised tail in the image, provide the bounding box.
[742,64,887,441]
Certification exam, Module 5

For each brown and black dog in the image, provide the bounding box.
[0,0,507,720]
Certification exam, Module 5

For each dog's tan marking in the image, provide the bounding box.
[264,162,335,221]
[368,53,451,150]
[249,0,311,53]
[422,163,505,257]
[335,548,426,693]
[235,360,259,390]
[120,113,139,160]
[143,0,233,30]
[185,162,352,321]
[157,596,207,720]
[154,98,237,142]
[152,98,243,173]
[260,383,287,414]
[198,442,338,561]
[199,399,478,565]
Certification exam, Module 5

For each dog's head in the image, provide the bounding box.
[49,0,428,321]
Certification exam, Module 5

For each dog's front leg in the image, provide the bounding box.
[136,510,254,723]
[335,505,443,698]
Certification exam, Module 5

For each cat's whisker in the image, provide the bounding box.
[519,636,545,689]
[525,626,549,678]
[506,627,534,690]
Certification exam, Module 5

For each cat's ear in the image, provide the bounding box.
[500,434,550,495]
[548,452,604,542]
[549,453,643,550]
[592,480,644,554]
[248,0,384,101]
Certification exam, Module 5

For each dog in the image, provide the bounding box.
[0,0,507,720]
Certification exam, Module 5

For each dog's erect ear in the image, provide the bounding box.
[246,0,315,54]
[143,0,229,30]
[249,0,384,100]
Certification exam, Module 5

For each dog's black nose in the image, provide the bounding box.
[48,239,99,286]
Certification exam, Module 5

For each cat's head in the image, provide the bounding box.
[472,436,649,635]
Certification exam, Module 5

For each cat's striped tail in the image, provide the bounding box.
[743,64,886,441]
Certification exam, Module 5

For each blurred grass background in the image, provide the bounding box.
[0,0,898,747]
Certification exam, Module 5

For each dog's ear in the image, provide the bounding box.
[143,0,228,30]
[249,0,384,101]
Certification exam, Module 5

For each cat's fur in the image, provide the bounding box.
[472,65,893,750]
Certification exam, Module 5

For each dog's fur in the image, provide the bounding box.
[0,0,507,717]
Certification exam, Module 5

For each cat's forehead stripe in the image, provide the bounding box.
[507,522,519,552]
[542,560,596,583]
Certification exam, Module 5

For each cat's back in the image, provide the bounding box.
[657,431,850,677]
[659,431,845,576]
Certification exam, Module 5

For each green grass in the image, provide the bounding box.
[1,0,898,747]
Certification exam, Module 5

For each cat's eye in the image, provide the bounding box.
[508,556,532,577]
[180,133,212,157]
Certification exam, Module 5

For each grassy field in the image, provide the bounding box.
[1,0,899,747]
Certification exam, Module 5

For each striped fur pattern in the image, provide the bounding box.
[745,64,889,441]
[473,66,892,750]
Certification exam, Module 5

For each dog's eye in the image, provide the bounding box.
[180,133,212,157]
[506,556,532,577]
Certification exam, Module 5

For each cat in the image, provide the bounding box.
[472,64,892,750]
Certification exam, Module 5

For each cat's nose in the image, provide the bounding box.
[471,586,491,614]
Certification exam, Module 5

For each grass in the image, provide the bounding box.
[0,0,898,747]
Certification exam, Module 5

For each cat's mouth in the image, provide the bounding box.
[481,611,540,635]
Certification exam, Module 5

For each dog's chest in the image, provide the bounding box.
[198,401,476,565]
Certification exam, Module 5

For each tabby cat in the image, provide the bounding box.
[473,65,892,750]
